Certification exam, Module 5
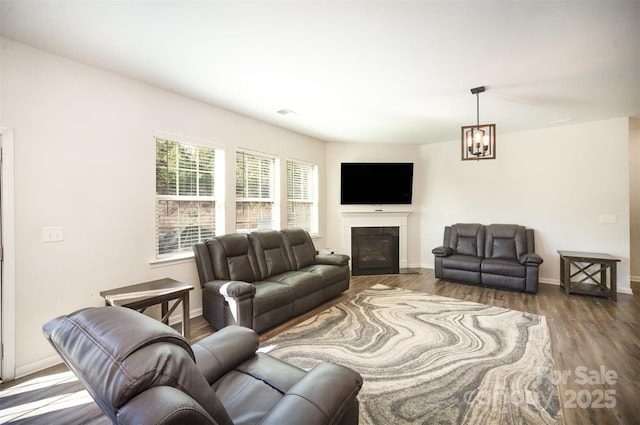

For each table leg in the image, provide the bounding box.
[562,258,570,295]
[182,293,190,342]
[611,262,617,302]
[161,302,168,325]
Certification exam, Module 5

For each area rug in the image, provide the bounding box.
[260,284,563,425]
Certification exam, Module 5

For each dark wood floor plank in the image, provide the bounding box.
[2,269,638,424]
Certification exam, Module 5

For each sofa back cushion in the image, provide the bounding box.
[448,223,485,257]
[43,307,233,425]
[280,228,317,270]
[485,224,527,260]
[249,230,293,279]
[206,233,259,282]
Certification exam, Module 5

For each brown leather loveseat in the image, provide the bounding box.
[432,223,543,293]
[43,306,363,425]
[194,228,350,333]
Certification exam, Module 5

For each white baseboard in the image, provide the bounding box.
[168,307,203,326]
[15,354,63,380]
[539,277,560,286]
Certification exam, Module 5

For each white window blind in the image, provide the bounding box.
[287,160,317,234]
[236,150,276,232]
[156,137,217,257]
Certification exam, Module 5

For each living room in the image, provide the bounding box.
[0,1,639,423]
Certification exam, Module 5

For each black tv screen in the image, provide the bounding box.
[341,162,414,205]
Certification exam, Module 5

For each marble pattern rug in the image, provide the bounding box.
[261,284,563,425]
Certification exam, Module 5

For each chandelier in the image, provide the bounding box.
[461,86,496,161]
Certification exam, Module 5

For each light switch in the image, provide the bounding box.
[43,226,64,242]
[599,214,617,224]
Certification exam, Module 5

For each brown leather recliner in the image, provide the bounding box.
[193,228,350,333]
[432,223,543,293]
[43,306,363,425]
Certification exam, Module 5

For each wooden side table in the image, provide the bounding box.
[557,250,620,302]
[100,278,194,341]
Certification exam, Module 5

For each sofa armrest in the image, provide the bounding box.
[205,280,256,300]
[118,386,220,425]
[432,246,454,257]
[258,362,363,425]
[315,253,350,266]
[519,253,543,266]
[192,326,259,384]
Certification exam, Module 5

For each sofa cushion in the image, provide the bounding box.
[213,353,306,425]
[280,228,317,269]
[449,223,484,257]
[253,281,296,316]
[485,224,527,260]
[268,271,325,298]
[442,254,482,272]
[481,258,526,278]
[299,264,348,285]
[208,234,259,282]
[249,230,292,279]
[456,237,479,257]
[491,238,518,260]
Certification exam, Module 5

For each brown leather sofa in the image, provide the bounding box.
[43,306,363,425]
[193,228,350,333]
[432,223,543,293]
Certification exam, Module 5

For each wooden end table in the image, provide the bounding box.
[557,250,620,302]
[100,278,194,341]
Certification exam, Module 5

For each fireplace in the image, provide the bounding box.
[351,227,400,275]
[341,211,410,271]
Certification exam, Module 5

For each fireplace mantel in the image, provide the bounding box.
[341,212,410,269]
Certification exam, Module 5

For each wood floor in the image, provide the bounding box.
[2,269,639,424]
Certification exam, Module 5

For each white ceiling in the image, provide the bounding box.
[1,1,639,144]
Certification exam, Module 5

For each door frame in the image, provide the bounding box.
[1,128,16,381]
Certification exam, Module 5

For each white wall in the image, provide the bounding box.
[630,118,640,281]
[418,118,632,291]
[324,143,422,266]
[1,39,329,377]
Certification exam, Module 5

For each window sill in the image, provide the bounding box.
[149,252,195,268]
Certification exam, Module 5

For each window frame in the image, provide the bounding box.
[286,158,318,235]
[154,131,225,262]
[235,148,279,233]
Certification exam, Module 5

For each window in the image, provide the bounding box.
[287,159,317,234]
[236,150,277,232]
[155,136,220,258]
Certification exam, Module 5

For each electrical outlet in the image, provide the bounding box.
[43,226,64,242]
[599,214,617,224]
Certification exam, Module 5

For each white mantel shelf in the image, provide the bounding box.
[341,211,411,269]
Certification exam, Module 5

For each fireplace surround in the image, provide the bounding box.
[341,212,410,274]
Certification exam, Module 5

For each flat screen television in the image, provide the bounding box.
[341,162,414,205]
